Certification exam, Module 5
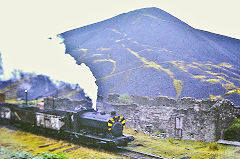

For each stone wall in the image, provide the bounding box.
[44,97,92,111]
[102,94,240,142]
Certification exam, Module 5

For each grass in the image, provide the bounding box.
[0,147,34,159]
[187,64,199,69]
[209,94,222,100]
[224,118,240,141]
[93,59,117,74]
[154,129,166,136]
[123,128,240,159]
[223,84,236,90]
[225,89,240,95]
[205,71,218,76]
[39,152,69,159]
[5,98,44,106]
[118,94,134,104]
[173,79,183,99]
[219,62,232,68]
[0,147,68,159]
[193,75,206,79]
[126,47,187,99]
[171,61,188,72]
[205,79,220,84]
[1,124,239,159]
[0,127,123,159]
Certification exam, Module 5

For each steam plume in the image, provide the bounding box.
[0,36,98,110]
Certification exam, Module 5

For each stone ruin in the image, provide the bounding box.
[43,97,92,111]
[99,94,240,142]
[42,94,240,142]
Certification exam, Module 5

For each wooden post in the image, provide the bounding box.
[0,93,5,102]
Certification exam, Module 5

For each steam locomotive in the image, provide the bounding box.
[0,102,134,147]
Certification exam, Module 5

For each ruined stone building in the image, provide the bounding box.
[43,97,92,110]
[42,95,240,142]
[102,94,240,142]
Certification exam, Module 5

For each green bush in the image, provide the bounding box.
[224,118,240,141]
[11,151,33,159]
[0,147,34,159]
[28,101,36,106]
[208,142,220,151]
[155,129,166,135]
[118,94,133,104]
[167,138,174,144]
[37,152,68,159]
[0,147,68,159]
[20,101,36,106]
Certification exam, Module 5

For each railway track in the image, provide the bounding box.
[116,146,167,159]
[1,124,167,159]
[37,137,167,159]
[37,144,167,159]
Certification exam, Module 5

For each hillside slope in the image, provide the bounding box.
[60,7,240,105]
[38,8,240,105]
[0,72,86,101]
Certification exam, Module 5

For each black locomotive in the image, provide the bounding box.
[0,102,134,147]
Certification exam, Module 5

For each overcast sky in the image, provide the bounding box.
[0,0,238,102]
[0,0,239,40]
[0,0,239,74]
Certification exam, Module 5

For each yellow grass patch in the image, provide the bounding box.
[124,128,240,159]
[217,76,227,81]
[233,78,240,82]
[205,71,218,76]
[93,59,116,74]
[205,79,221,84]
[0,127,122,159]
[187,64,199,69]
[126,48,184,98]
[225,89,240,95]
[193,75,206,79]
[222,84,236,90]
[209,94,222,100]
[174,79,183,99]
[219,62,232,68]
[96,48,110,51]
[171,61,188,72]
[192,62,211,70]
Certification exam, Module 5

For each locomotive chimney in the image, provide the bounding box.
[111,111,116,116]
[24,89,28,105]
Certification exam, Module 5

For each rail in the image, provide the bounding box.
[116,146,167,159]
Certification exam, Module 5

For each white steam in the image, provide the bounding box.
[19,83,32,91]
[0,36,98,110]
[0,1,99,110]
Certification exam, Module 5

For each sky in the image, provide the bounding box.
[0,0,239,41]
[0,0,239,71]
[0,0,239,105]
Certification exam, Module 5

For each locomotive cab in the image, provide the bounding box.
[79,110,126,138]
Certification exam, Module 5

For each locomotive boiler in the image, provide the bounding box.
[0,102,134,147]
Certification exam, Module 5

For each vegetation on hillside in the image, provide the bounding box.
[5,98,43,106]
[118,94,134,104]
[225,89,240,95]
